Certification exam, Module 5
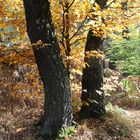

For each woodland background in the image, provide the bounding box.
[0,0,140,139]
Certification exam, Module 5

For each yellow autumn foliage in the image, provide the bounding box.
[0,0,140,102]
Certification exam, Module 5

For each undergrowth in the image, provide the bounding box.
[106,103,134,137]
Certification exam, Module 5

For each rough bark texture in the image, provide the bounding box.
[80,30,106,118]
[23,0,73,139]
[80,0,107,119]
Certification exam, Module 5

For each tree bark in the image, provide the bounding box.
[80,0,107,119]
[23,0,73,139]
[80,30,106,118]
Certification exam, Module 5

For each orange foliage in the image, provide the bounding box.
[0,0,140,108]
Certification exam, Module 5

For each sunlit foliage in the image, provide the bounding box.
[0,0,140,106]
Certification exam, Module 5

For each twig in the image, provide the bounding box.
[69,3,95,41]
[69,16,88,41]
[70,37,86,46]
[68,0,75,9]
[105,0,116,9]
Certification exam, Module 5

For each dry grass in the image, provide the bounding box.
[0,94,137,140]
[120,96,140,109]
[68,104,135,140]
[0,65,138,140]
[0,95,43,140]
[106,103,134,136]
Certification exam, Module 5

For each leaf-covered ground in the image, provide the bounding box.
[0,65,140,140]
[0,100,140,140]
[128,110,140,140]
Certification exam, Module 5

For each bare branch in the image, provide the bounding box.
[105,0,116,9]
[70,37,86,46]
[69,3,95,41]
[68,0,75,9]
[69,17,88,41]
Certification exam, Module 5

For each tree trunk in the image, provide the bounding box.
[80,30,106,118]
[80,0,107,119]
[23,0,73,139]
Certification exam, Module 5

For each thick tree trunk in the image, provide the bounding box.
[80,0,107,119]
[80,30,106,118]
[23,0,73,139]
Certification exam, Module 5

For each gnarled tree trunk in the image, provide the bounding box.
[80,30,106,118]
[80,0,107,119]
[23,0,73,139]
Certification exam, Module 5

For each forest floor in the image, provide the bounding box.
[128,110,140,140]
[0,100,140,140]
[0,68,140,140]
[0,95,140,140]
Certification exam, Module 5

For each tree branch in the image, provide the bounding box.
[68,0,75,9]
[105,0,116,9]
[69,3,95,41]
